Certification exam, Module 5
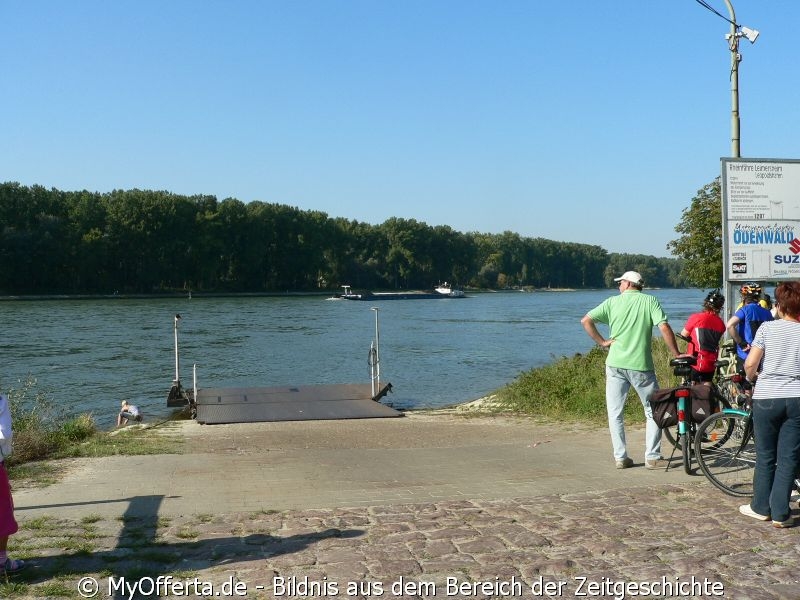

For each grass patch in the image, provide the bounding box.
[176,527,200,540]
[0,582,28,598]
[4,377,98,464]
[7,462,61,488]
[21,516,59,532]
[80,514,103,525]
[61,539,95,554]
[53,424,184,459]
[120,527,151,546]
[3,377,184,487]
[33,580,73,597]
[495,339,682,422]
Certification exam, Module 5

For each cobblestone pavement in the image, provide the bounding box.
[4,415,800,599]
[6,483,800,600]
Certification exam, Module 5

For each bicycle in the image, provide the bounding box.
[712,339,751,411]
[687,336,758,497]
[693,341,800,498]
[652,354,713,475]
[662,335,731,458]
[693,401,755,497]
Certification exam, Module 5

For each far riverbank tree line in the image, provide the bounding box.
[0,182,688,295]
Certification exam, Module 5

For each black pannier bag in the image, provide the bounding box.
[648,384,721,429]
[648,388,679,428]
[689,383,721,423]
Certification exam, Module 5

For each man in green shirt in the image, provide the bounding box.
[581,271,681,469]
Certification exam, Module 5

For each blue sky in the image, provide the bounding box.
[2,1,797,257]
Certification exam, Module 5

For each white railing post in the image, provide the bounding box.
[371,307,380,395]
[173,314,182,385]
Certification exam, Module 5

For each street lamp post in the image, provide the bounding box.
[721,0,759,158]
[716,1,758,317]
[712,0,758,314]
[722,0,739,317]
[723,0,740,158]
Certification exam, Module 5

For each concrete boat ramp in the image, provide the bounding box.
[168,312,401,425]
[194,383,400,424]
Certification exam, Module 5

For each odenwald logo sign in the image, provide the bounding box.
[733,223,795,245]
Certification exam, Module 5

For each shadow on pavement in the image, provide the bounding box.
[12,494,364,598]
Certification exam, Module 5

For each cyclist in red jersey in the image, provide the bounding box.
[680,290,726,384]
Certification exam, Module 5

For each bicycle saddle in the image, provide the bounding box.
[670,356,697,368]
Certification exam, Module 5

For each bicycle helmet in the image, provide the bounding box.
[739,282,762,298]
[704,289,725,310]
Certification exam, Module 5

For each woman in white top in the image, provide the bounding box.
[741,281,800,528]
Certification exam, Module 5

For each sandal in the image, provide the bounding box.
[3,558,26,574]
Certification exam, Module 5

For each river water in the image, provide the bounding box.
[0,289,704,426]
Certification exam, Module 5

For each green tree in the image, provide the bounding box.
[331,218,385,289]
[64,190,110,292]
[381,217,433,289]
[188,195,223,291]
[667,178,722,287]
[468,232,503,288]
[0,181,689,294]
[0,184,74,293]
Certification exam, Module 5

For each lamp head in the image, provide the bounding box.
[741,26,759,43]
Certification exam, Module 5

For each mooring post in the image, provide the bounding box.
[173,314,182,386]
[369,340,376,398]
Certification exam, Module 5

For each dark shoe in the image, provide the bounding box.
[3,558,26,575]
[772,517,796,528]
[615,457,634,469]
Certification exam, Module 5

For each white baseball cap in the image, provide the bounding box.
[613,271,644,286]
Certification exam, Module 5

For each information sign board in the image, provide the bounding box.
[721,158,800,281]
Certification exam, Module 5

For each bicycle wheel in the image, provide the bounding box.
[681,430,692,474]
[694,412,755,497]
[695,413,734,452]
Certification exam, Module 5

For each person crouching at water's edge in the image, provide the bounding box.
[117,400,142,427]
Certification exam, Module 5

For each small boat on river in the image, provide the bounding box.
[434,282,465,298]
[332,283,466,301]
[328,285,364,300]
